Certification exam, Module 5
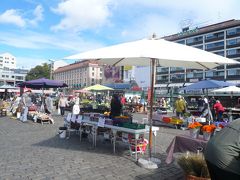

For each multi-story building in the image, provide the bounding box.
[0,53,27,86]
[0,52,16,70]
[155,19,240,93]
[53,60,103,89]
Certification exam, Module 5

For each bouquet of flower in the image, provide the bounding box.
[202,124,216,133]
[188,121,203,129]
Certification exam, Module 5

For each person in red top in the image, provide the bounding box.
[120,96,126,105]
[213,100,225,121]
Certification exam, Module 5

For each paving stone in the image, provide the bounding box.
[0,113,184,179]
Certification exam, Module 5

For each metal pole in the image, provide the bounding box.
[148,58,155,159]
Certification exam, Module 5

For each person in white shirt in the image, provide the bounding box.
[58,94,67,116]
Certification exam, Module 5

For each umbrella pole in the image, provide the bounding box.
[148,58,155,159]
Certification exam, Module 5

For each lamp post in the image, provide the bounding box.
[49,59,55,80]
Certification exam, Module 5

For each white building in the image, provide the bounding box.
[0,52,27,86]
[0,53,16,70]
[53,60,103,89]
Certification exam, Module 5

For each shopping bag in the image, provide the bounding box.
[57,108,61,115]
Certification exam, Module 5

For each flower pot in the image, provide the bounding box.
[186,175,210,180]
[189,128,200,139]
[203,132,211,141]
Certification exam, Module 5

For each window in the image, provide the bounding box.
[92,72,94,76]
[227,49,237,55]
[205,41,224,50]
[2,75,5,77]
[186,36,203,44]
[205,71,214,77]
[12,76,14,78]
[205,31,224,40]
[228,69,237,76]
[194,45,203,49]
[214,51,224,56]
[176,40,185,44]
[227,38,240,45]
[157,67,168,73]
[227,27,240,35]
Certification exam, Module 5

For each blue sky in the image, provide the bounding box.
[0,0,240,69]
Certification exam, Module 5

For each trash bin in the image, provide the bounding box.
[59,127,67,138]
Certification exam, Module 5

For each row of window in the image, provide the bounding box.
[156,68,240,80]
[177,27,240,45]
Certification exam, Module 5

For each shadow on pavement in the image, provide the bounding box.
[134,153,184,180]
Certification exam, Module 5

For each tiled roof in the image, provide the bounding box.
[163,19,240,41]
[54,60,100,73]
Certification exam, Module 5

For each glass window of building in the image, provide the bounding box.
[205,41,224,50]
[227,38,240,45]
[176,40,185,44]
[194,45,203,49]
[227,49,237,55]
[205,71,214,77]
[214,51,224,56]
[170,67,184,71]
[226,27,240,35]
[228,69,237,76]
[205,31,224,40]
[186,36,203,44]
[157,67,168,73]
[186,73,193,78]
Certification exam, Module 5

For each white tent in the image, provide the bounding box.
[212,86,240,93]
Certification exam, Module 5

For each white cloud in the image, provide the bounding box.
[0,9,26,27]
[108,0,240,41]
[0,5,44,28]
[0,30,104,52]
[51,0,112,32]
[29,5,44,26]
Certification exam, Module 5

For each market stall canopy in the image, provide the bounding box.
[73,89,91,93]
[83,84,114,91]
[181,80,234,91]
[18,78,68,88]
[0,84,18,89]
[64,37,239,160]
[212,86,240,93]
[65,38,239,69]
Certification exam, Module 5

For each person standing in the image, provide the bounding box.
[72,93,80,115]
[213,100,225,121]
[204,119,240,180]
[45,94,53,115]
[20,90,32,122]
[58,94,67,116]
[174,95,186,118]
[110,94,122,118]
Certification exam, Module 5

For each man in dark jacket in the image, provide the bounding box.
[204,119,240,180]
[110,94,122,118]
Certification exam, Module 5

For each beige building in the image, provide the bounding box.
[53,60,103,89]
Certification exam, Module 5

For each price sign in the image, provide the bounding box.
[98,117,105,127]
[77,115,83,123]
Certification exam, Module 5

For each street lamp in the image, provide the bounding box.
[49,59,55,80]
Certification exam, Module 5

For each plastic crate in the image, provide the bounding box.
[121,122,145,129]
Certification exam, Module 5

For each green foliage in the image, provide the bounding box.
[26,63,50,80]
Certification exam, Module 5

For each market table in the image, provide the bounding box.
[165,135,208,164]
[78,118,159,161]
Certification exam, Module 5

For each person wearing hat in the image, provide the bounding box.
[20,90,32,122]
[174,95,186,118]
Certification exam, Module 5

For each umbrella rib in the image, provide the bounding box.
[112,58,125,66]
[196,62,211,70]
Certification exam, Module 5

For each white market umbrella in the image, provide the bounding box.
[65,37,239,158]
[212,86,240,93]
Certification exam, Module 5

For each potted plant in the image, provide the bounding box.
[188,122,203,139]
[202,124,216,141]
[177,153,210,180]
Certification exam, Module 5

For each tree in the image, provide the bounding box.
[26,63,50,80]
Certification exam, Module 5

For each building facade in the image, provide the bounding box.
[53,60,103,89]
[0,52,16,70]
[155,19,240,92]
[0,53,27,86]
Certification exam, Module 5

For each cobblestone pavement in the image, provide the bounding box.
[0,113,186,180]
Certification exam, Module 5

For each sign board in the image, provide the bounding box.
[98,117,105,127]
